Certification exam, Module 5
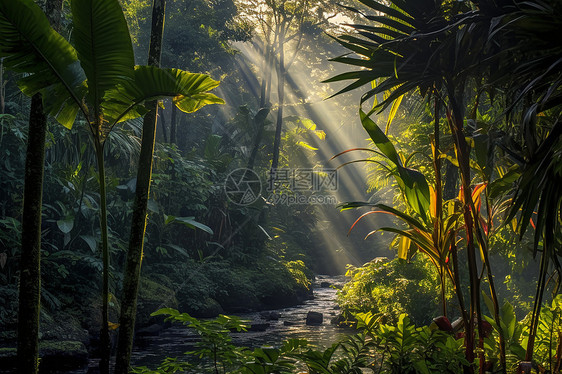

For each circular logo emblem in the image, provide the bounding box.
[224,168,262,206]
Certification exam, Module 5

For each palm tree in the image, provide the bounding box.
[0,0,223,371]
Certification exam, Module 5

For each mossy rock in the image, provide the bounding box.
[137,277,178,326]
[182,297,224,318]
[0,341,87,372]
[217,282,261,313]
[82,295,121,336]
[0,347,16,372]
[40,311,90,346]
[0,346,16,358]
[39,341,88,372]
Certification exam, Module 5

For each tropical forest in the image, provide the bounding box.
[0,0,561,373]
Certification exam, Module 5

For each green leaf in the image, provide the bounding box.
[356,0,415,24]
[398,167,431,222]
[80,235,97,252]
[150,307,180,317]
[360,108,401,166]
[71,0,135,112]
[147,199,159,213]
[57,218,74,234]
[337,201,379,211]
[296,141,318,151]
[0,0,86,128]
[102,66,224,124]
[488,167,520,199]
[385,94,403,134]
[170,216,213,235]
[500,302,516,338]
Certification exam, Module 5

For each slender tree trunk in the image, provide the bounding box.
[247,37,275,170]
[270,23,285,172]
[114,1,166,373]
[178,116,187,150]
[0,58,5,115]
[443,162,458,200]
[16,2,63,372]
[160,108,168,142]
[447,93,482,373]
[170,103,177,144]
[525,246,549,361]
[432,91,446,317]
[451,241,469,335]
[95,139,111,374]
[17,94,47,374]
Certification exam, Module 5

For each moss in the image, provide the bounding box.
[38,340,88,371]
[136,277,178,326]
[0,347,16,358]
[40,311,89,345]
[38,340,85,352]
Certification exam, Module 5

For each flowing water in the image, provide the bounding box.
[64,275,353,373]
[130,275,355,368]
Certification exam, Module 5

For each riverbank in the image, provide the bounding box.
[132,275,353,369]
[0,275,349,373]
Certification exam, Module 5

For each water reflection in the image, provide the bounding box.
[131,275,355,368]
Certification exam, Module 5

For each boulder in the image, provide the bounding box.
[137,277,178,326]
[320,281,331,288]
[283,320,299,326]
[188,297,224,318]
[0,348,16,372]
[306,311,323,325]
[136,323,164,337]
[248,323,270,332]
[0,341,88,373]
[40,312,90,346]
[38,341,88,372]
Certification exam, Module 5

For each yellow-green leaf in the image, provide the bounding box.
[398,235,411,260]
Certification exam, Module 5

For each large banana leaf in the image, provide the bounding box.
[0,0,86,128]
[71,0,135,113]
[102,66,225,124]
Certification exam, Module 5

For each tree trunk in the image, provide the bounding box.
[96,139,111,374]
[432,91,446,317]
[443,161,458,200]
[270,23,285,172]
[16,2,63,372]
[247,41,273,170]
[170,103,177,144]
[447,92,481,373]
[114,1,166,372]
[1,58,5,115]
[17,94,47,374]
[160,108,168,142]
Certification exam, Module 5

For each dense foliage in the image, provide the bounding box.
[0,0,561,373]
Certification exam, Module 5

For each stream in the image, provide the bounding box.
[129,275,355,369]
[63,275,353,373]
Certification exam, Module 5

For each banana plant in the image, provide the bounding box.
[0,0,223,370]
